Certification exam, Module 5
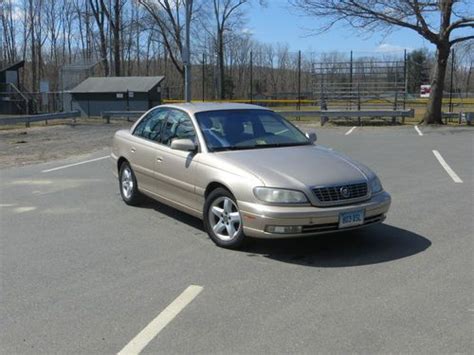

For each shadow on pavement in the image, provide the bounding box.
[139,197,205,231]
[138,198,431,267]
[240,223,431,267]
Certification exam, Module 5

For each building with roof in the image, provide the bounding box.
[68,76,165,116]
[0,60,33,114]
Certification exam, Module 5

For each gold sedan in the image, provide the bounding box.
[112,103,391,248]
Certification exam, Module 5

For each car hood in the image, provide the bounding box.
[215,144,374,188]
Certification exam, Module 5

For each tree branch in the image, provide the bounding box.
[447,17,474,33]
[450,35,474,46]
[345,0,439,44]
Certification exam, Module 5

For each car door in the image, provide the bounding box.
[154,109,201,212]
[128,108,168,194]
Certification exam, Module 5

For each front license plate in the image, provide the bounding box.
[339,210,364,228]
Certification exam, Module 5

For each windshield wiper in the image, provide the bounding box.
[253,142,311,148]
[211,146,255,152]
[211,142,310,152]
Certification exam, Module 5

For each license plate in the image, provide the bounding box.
[339,210,364,228]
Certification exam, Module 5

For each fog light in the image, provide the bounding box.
[265,225,303,234]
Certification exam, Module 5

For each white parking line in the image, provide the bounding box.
[41,156,109,173]
[432,150,463,183]
[414,125,423,136]
[117,285,203,355]
[345,126,356,135]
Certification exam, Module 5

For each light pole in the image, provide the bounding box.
[184,0,193,102]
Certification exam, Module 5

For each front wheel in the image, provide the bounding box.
[203,188,246,249]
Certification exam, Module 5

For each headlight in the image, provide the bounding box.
[254,187,308,204]
[370,176,383,194]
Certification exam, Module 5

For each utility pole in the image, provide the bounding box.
[249,51,253,103]
[184,0,193,102]
[202,52,205,101]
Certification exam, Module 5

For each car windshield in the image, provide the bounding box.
[195,109,311,151]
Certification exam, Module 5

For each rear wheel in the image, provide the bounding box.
[119,162,141,205]
[203,188,245,249]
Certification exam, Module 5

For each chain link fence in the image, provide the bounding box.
[5,50,473,120]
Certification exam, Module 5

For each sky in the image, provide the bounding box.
[245,1,436,54]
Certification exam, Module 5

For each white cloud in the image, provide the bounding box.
[375,43,413,53]
[241,28,254,35]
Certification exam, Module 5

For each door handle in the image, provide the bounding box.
[156,157,163,163]
[130,147,136,153]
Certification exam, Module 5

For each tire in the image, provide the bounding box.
[119,162,142,205]
[203,187,246,249]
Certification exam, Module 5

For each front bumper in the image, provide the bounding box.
[239,191,391,238]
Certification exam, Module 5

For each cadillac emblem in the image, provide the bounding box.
[340,186,351,198]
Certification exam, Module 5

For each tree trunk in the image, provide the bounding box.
[99,30,109,76]
[423,43,450,125]
[30,1,37,93]
[113,0,121,76]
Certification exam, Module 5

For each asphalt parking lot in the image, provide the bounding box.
[1,124,472,353]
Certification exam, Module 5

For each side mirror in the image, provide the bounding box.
[170,138,197,152]
[306,132,317,143]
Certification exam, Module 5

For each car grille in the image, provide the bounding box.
[312,182,368,202]
[301,214,384,234]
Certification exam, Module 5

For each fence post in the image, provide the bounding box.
[320,62,327,125]
[392,92,398,125]
[297,50,301,112]
[357,83,361,126]
[349,50,353,110]
[403,49,407,117]
[449,48,455,113]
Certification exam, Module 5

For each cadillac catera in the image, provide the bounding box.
[112,103,391,248]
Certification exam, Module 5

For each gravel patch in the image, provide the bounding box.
[0,120,133,168]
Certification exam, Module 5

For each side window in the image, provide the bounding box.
[161,110,196,146]
[133,109,168,142]
[259,114,291,136]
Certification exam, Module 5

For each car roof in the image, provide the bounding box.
[158,102,272,115]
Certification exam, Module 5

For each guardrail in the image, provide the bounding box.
[441,112,461,124]
[1,109,469,129]
[102,111,145,123]
[0,111,81,127]
[100,109,414,125]
[278,109,415,125]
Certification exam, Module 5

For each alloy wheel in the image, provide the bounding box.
[121,166,134,199]
[208,196,242,241]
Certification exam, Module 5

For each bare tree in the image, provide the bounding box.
[454,40,473,95]
[89,0,110,75]
[289,0,474,124]
[210,0,250,99]
[100,0,126,76]
[138,0,191,82]
[1,0,18,63]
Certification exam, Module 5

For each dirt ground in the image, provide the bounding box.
[0,116,469,169]
[0,119,133,168]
